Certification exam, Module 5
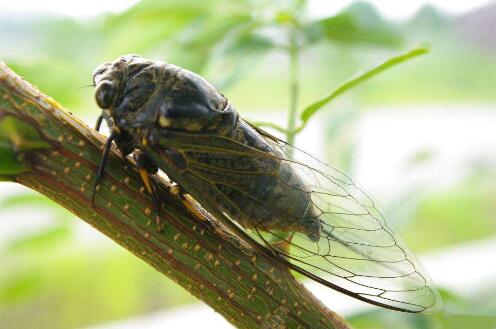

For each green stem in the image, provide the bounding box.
[0,63,351,329]
[286,27,299,149]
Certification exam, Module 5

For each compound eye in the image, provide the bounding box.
[95,81,116,109]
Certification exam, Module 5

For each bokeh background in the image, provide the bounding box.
[1,0,496,328]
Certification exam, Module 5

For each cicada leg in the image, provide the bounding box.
[181,194,211,223]
[166,182,209,223]
[91,129,120,207]
[134,150,163,232]
[95,112,112,132]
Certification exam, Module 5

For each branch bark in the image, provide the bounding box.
[0,62,351,329]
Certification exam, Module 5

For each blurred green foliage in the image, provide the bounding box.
[1,0,496,328]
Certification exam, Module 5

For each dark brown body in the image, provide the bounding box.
[93,55,321,240]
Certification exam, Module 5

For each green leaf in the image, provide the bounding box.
[6,225,71,254]
[0,193,56,209]
[0,116,51,152]
[212,24,276,89]
[302,2,401,47]
[0,141,26,176]
[0,272,42,305]
[298,45,430,128]
[0,115,51,176]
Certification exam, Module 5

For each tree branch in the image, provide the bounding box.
[0,62,351,329]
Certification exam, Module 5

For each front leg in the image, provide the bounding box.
[134,149,209,227]
[133,150,163,232]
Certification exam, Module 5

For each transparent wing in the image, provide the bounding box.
[241,122,441,313]
[151,124,442,313]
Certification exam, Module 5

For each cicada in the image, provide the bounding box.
[91,55,441,313]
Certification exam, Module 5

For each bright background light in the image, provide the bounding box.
[0,0,494,19]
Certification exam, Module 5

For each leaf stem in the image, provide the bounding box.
[286,27,300,150]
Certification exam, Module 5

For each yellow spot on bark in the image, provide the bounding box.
[57,135,64,142]
[124,177,131,184]
[110,185,117,192]
[182,242,189,250]
[144,208,152,216]
[174,233,181,241]
[139,187,145,193]
[256,315,262,321]
[193,244,201,252]
[85,174,91,181]
[63,167,70,174]
[235,260,241,266]
[74,162,81,168]
[251,256,256,263]
[228,292,235,299]
[252,274,258,281]
[124,204,130,211]
[144,233,150,239]
[167,249,173,255]
[78,140,86,147]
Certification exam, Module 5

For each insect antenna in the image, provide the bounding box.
[77,83,96,90]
